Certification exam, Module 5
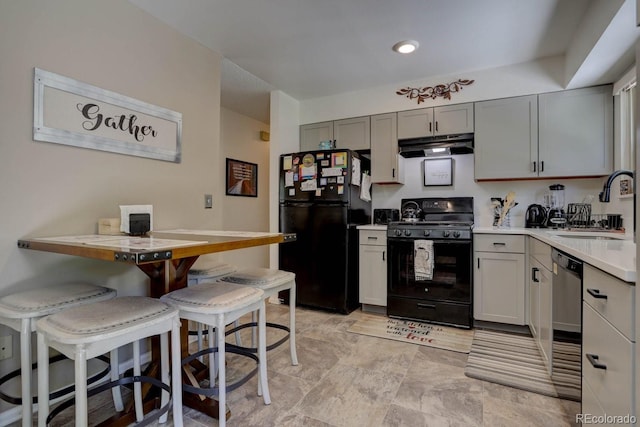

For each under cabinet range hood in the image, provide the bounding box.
[398,133,474,157]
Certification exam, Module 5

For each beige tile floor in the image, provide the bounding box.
[16,303,581,426]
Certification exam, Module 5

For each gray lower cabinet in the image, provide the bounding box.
[528,238,552,374]
[582,264,635,421]
[359,229,387,307]
[473,234,525,325]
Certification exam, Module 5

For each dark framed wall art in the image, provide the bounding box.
[226,158,258,197]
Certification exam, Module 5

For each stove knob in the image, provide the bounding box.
[453,231,461,238]
[442,230,450,238]
[404,229,412,236]
[395,229,402,237]
[423,230,431,237]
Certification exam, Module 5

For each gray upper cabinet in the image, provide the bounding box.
[300,121,333,152]
[474,95,538,180]
[371,113,404,184]
[334,116,370,150]
[474,85,613,181]
[397,103,474,140]
[300,116,370,151]
[538,85,613,178]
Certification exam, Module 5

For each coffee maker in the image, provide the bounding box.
[525,204,548,228]
[546,184,566,228]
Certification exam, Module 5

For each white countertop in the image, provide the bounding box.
[357,224,388,230]
[474,227,636,283]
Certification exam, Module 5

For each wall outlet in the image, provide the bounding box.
[204,194,213,209]
[0,336,12,360]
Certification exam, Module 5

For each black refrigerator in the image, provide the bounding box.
[279,149,371,314]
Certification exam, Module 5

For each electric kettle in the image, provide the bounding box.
[525,204,548,228]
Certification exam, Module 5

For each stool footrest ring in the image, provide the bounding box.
[182,345,259,397]
[226,321,290,353]
[0,354,110,405]
[46,375,172,427]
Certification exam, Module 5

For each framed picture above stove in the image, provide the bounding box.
[423,158,453,186]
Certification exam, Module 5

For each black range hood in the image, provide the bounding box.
[398,133,474,158]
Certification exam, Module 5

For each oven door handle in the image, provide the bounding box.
[417,303,436,310]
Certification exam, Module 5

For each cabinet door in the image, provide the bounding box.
[433,103,474,135]
[359,244,387,306]
[529,257,553,375]
[474,95,538,180]
[397,108,433,139]
[371,113,404,183]
[334,116,370,150]
[538,85,613,177]
[530,257,552,374]
[300,121,334,152]
[474,252,525,324]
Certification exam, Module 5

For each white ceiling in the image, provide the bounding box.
[128,0,638,123]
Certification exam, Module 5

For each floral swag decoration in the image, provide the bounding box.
[396,79,474,104]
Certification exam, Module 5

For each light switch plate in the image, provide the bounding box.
[204,194,213,209]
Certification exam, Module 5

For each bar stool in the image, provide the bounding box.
[36,296,183,427]
[0,283,117,426]
[218,268,298,366]
[160,282,270,427]
[187,259,238,352]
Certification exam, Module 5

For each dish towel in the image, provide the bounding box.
[414,239,434,281]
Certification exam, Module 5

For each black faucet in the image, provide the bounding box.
[598,169,634,202]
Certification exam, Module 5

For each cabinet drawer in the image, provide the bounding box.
[359,230,387,246]
[582,303,634,417]
[583,264,635,340]
[528,237,552,270]
[474,234,524,253]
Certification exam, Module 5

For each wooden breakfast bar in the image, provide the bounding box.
[17,229,295,425]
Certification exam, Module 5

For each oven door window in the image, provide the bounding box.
[387,238,472,302]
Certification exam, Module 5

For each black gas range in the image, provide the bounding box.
[386,197,474,328]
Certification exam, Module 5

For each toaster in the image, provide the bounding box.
[373,209,400,225]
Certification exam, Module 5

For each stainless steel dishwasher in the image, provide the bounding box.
[551,248,582,401]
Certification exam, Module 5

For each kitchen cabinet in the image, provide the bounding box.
[300,121,333,152]
[300,116,370,151]
[397,103,474,140]
[538,85,613,177]
[334,116,370,150]
[582,264,635,420]
[358,229,387,308]
[528,238,552,374]
[370,113,404,184]
[474,95,538,180]
[474,85,613,181]
[473,234,526,325]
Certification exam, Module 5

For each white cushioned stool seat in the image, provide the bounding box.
[187,260,238,353]
[187,259,236,285]
[161,282,270,427]
[0,283,116,426]
[218,268,298,366]
[36,296,183,427]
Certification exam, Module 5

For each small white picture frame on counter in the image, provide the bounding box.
[423,158,453,186]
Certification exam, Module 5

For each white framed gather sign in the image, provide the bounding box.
[33,68,182,162]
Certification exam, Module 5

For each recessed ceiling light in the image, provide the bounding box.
[392,40,419,54]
